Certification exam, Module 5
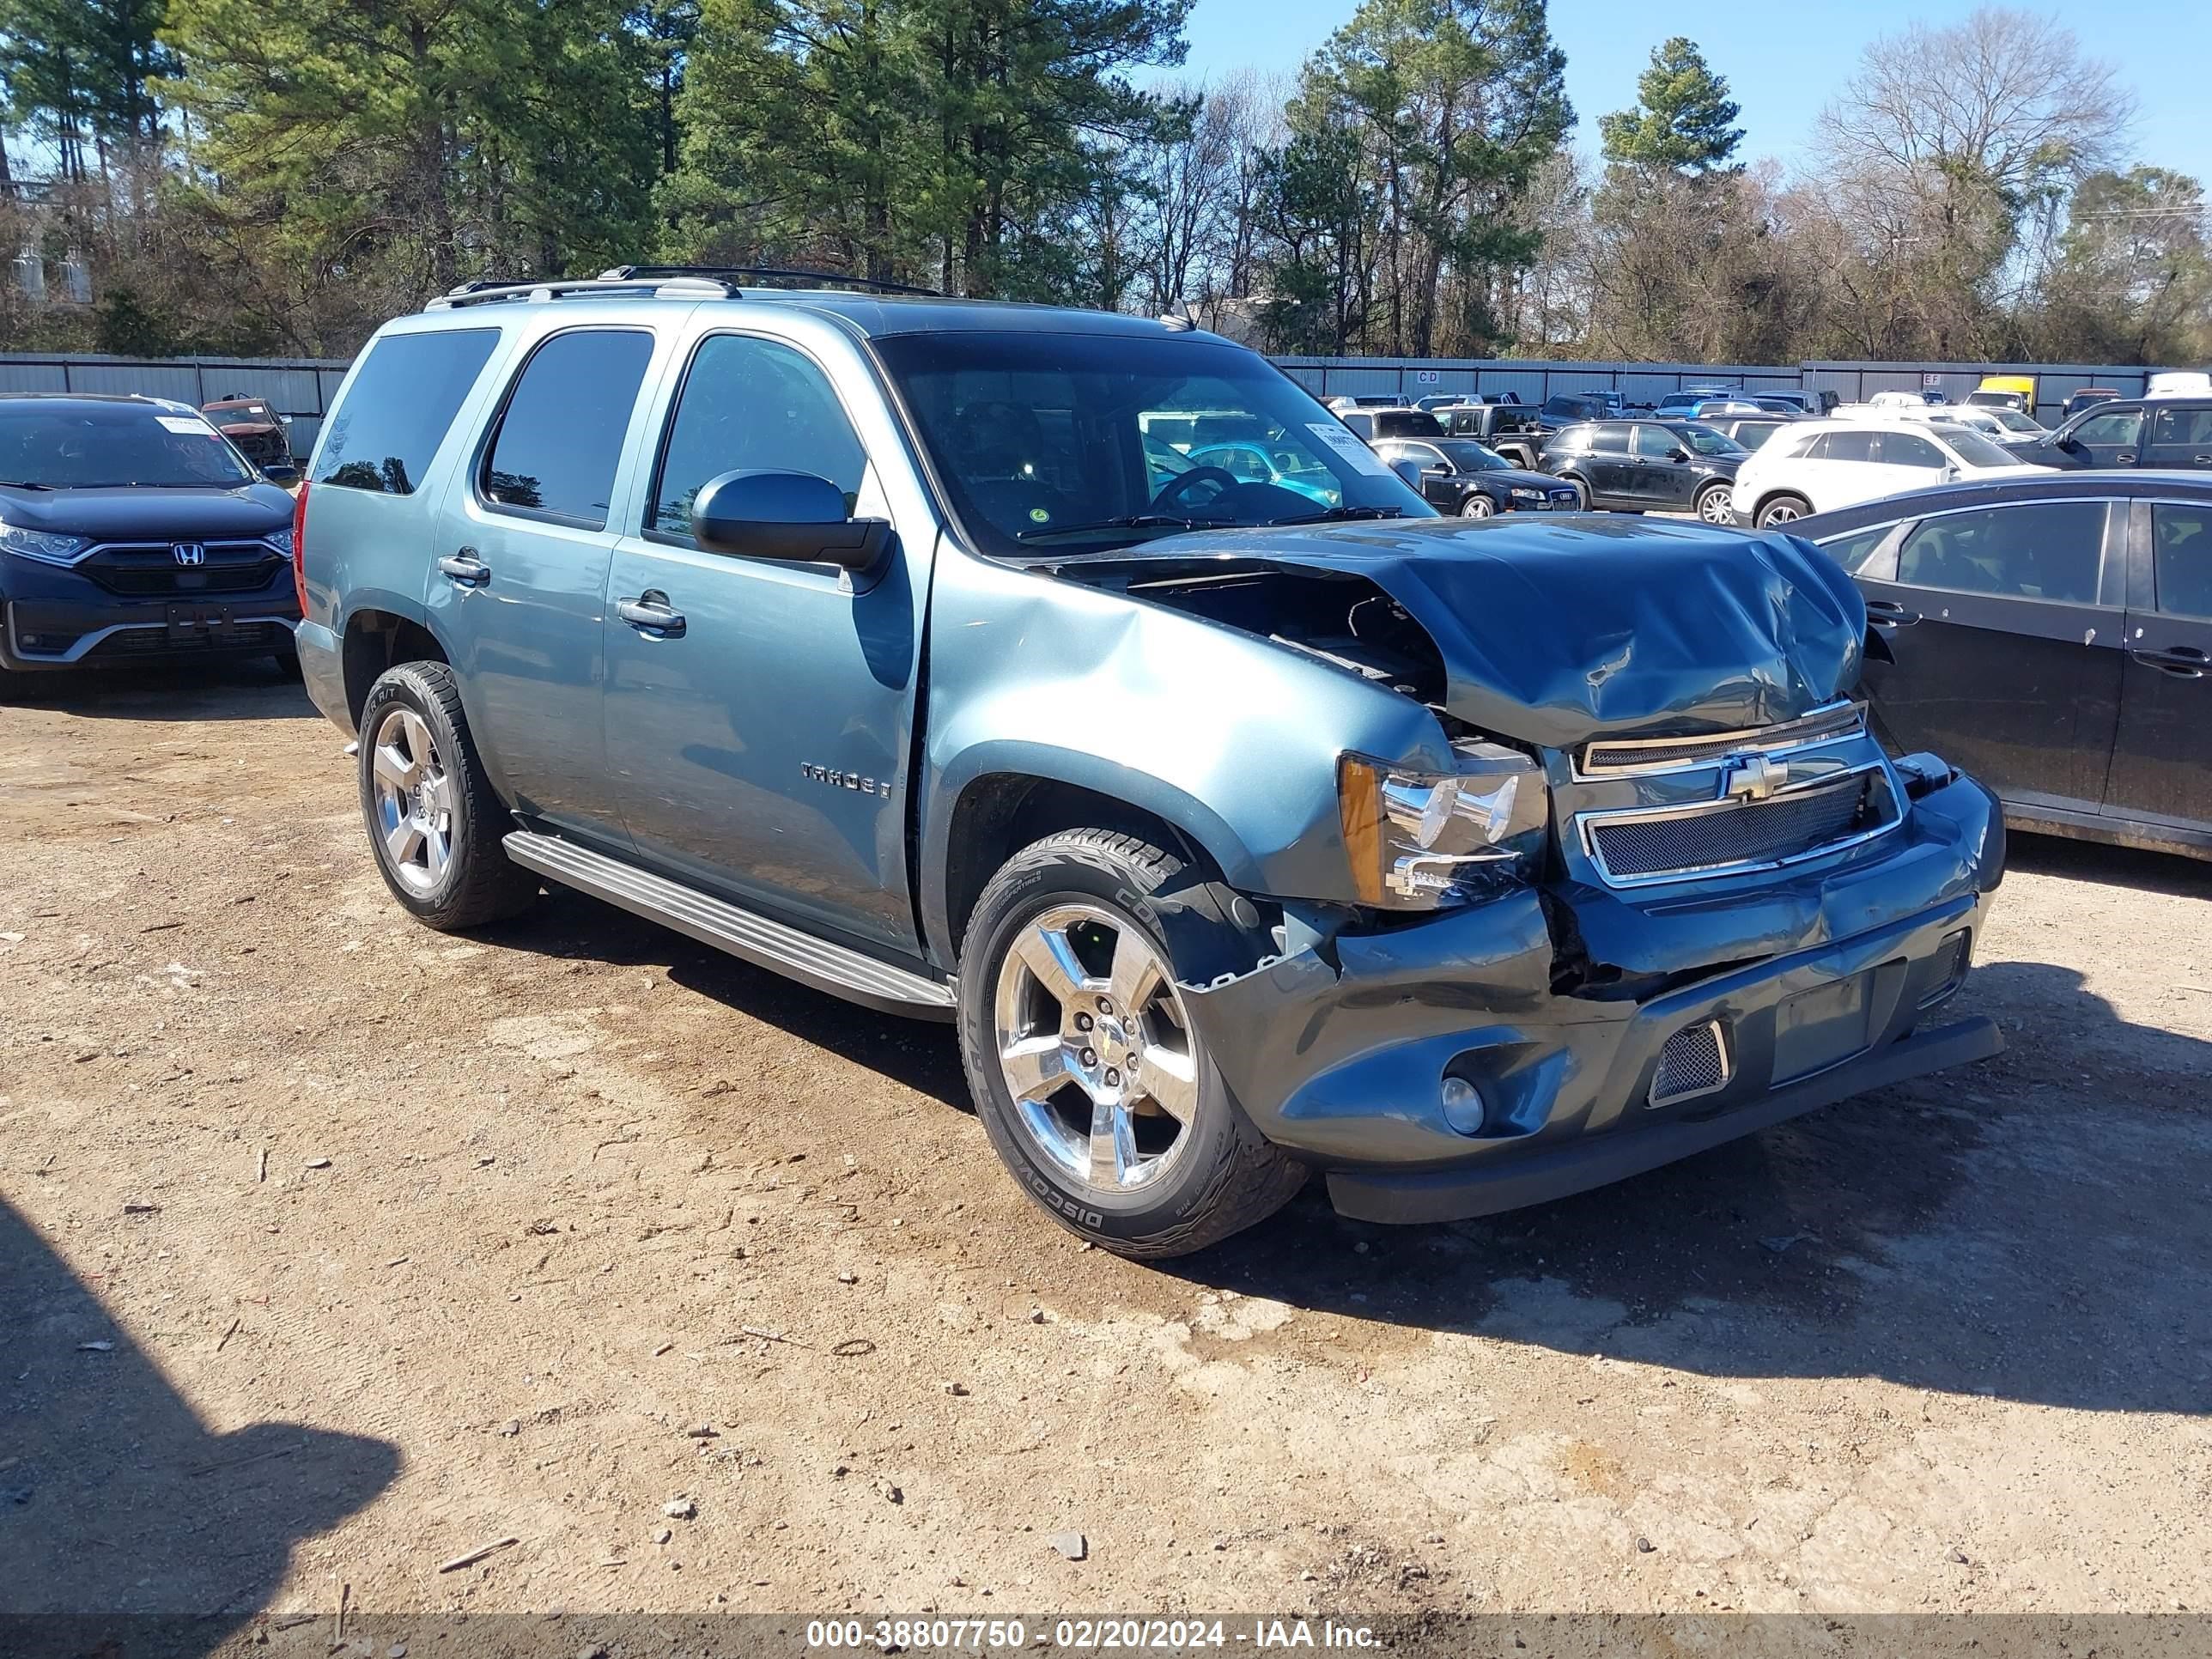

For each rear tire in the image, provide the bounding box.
[1694,482,1735,525]
[957,829,1306,1258]
[1563,476,1592,511]
[1756,494,1811,528]
[356,661,538,930]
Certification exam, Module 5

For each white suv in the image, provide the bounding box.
[1730,418,2051,528]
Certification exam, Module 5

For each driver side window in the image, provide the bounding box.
[649,334,869,541]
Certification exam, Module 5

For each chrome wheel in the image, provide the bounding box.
[1698,486,1735,524]
[1759,500,1804,526]
[368,705,454,896]
[992,902,1199,1194]
[1460,494,1494,518]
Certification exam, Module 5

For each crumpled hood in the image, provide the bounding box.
[1069,515,1868,750]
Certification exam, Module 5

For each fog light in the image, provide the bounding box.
[1440,1075,1488,1136]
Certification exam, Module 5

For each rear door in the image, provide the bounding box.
[424,325,663,842]
[1856,497,2125,816]
[2138,404,2212,472]
[1581,423,1632,502]
[2103,498,2212,839]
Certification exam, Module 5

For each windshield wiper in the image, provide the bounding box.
[1015,513,1204,544]
[0,479,54,490]
[1270,505,1405,526]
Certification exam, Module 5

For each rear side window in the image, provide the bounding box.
[480,330,654,529]
[2152,504,2212,619]
[1873,430,1946,468]
[649,334,869,540]
[315,328,500,495]
[1589,425,1629,454]
[2149,407,2212,449]
[1895,501,2107,603]
[1823,430,1875,463]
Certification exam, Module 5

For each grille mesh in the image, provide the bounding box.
[1589,773,1878,882]
[1583,704,1863,775]
[82,542,283,597]
[88,621,287,659]
[1650,1022,1729,1106]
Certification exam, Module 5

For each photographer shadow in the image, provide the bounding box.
[0,1197,398,1657]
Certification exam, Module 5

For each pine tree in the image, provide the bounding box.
[1596,36,1741,174]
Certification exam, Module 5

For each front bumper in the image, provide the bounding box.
[1181,771,2005,1224]
[2,558,298,672]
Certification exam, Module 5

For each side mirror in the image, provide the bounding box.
[1938,465,1959,483]
[1421,464,1451,482]
[2057,436,2085,454]
[1668,447,1690,463]
[261,462,300,484]
[690,469,889,570]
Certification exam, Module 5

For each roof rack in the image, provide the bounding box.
[423,274,734,312]
[599,264,945,298]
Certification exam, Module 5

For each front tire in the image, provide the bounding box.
[1460,493,1495,519]
[356,661,538,930]
[957,830,1306,1257]
[1756,494,1810,528]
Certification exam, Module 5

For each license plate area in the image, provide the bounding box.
[166,602,242,643]
[1771,972,1873,1083]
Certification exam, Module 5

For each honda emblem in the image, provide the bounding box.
[172,543,207,567]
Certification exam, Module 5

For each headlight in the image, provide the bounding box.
[264,527,294,556]
[1338,742,1550,908]
[1509,487,1544,501]
[0,521,91,565]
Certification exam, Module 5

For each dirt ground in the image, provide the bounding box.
[3,662,2210,1644]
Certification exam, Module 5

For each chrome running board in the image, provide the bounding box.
[502,830,957,1021]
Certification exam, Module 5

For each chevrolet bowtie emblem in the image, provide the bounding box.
[1720,754,1786,802]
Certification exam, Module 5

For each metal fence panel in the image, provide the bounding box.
[1321,365,1402,396]
[64,362,203,401]
[198,367,326,415]
[0,362,69,392]
[1476,368,1547,402]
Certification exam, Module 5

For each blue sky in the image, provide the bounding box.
[1166,0,2212,185]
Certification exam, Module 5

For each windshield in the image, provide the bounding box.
[1940,428,2023,470]
[206,404,276,428]
[0,402,256,488]
[1434,440,1507,471]
[1990,409,2045,434]
[1678,424,1747,457]
[875,331,1427,555]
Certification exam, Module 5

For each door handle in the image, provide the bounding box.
[2131,645,2208,678]
[1864,599,1921,628]
[2116,451,2136,464]
[2194,454,2211,465]
[438,549,490,587]
[617,592,686,638]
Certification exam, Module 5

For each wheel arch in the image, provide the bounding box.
[340,601,452,730]
[925,752,1262,968]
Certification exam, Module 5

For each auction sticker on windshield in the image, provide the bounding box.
[1306,422,1392,476]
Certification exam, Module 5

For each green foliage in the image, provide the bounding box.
[1597,36,1741,173]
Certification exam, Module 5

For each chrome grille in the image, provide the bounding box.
[1583,767,1896,885]
[1650,1021,1730,1107]
[1581,702,1865,776]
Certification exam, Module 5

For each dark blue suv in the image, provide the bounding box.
[0,394,300,692]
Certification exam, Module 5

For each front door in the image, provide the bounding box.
[1856,496,2125,816]
[1628,423,1689,508]
[424,325,660,842]
[1583,424,1632,504]
[2105,498,2212,838]
[2057,404,2144,470]
[600,330,931,951]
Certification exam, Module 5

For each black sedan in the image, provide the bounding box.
[1793,471,2211,862]
[1371,436,1581,517]
[0,394,299,693]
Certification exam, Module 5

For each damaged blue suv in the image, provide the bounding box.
[295,269,2005,1256]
